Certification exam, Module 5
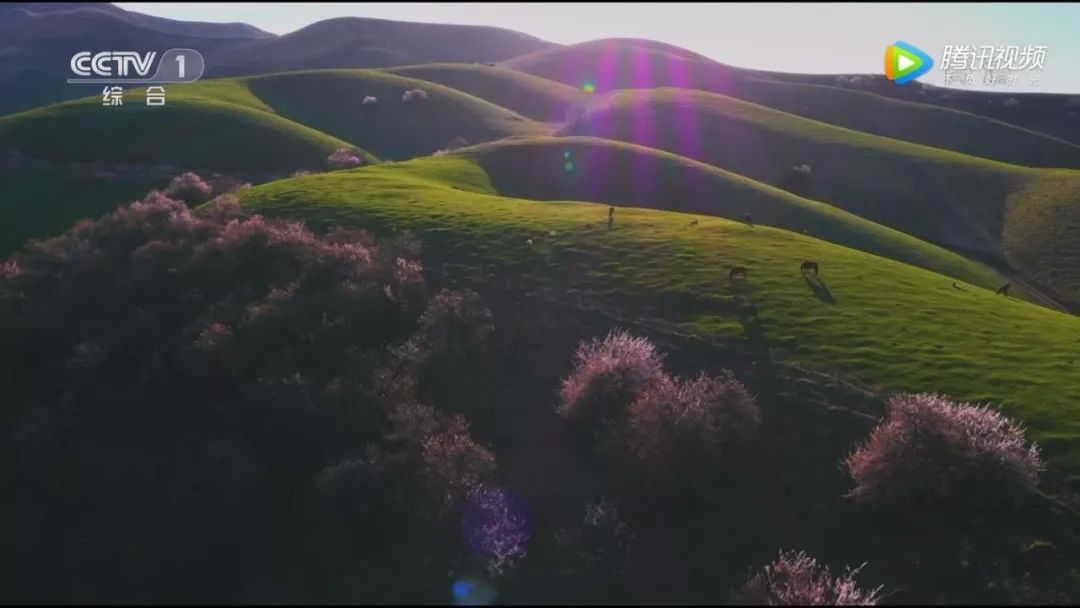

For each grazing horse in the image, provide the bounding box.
[729,266,748,280]
[996,283,1012,296]
[801,260,819,275]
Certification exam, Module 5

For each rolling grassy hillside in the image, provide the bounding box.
[556,88,1080,299]
[236,157,1080,473]
[384,63,588,122]
[465,135,1014,293]
[0,3,270,117]
[119,70,549,160]
[507,38,1080,165]
[209,16,554,77]
[0,94,365,172]
[0,90,365,256]
[727,78,1080,169]
[236,70,548,159]
[0,6,555,117]
[0,163,162,255]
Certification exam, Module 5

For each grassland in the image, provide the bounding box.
[558,88,1080,297]
[506,39,1080,168]
[0,94,365,172]
[385,63,589,122]
[466,135,1015,293]
[163,69,549,159]
[237,157,1080,472]
[728,78,1080,169]
[0,165,163,255]
[236,69,548,159]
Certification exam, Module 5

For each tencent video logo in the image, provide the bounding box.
[884,41,933,85]
[68,49,205,84]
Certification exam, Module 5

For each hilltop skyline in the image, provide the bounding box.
[114,2,1080,93]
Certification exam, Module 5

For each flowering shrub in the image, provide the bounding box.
[434,136,470,156]
[163,171,212,205]
[736,550,884,606]
[557,329,666,429]
[0,259,19,279]
[0,191,498,602]
[626,371,760,479]
[844,393,1043,506]
[402,88,428,102]
[362,95,378,105]
[460,486,532,574]
[327,147,363,169]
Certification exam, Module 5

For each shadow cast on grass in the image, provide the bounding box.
[803,272,836,304]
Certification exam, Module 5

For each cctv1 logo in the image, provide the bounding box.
[68,49,205,84]
[884,41,933,85]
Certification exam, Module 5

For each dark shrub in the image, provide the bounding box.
[0,193,498,602]
[624,371,760,486]
[163,171,213,205]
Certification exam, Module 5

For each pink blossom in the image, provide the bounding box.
[845,393,1043,504]
[738,549,884,606]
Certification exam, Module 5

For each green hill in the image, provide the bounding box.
[233,69,548,159]
[0,68,547,255]
[0,94,364,172]
[556,88,1080,302]
[727,78,1080,169]
[464,135,1014,293]
[507,39,1080,168]
[236,157,1080,472]
[0,92,367,256]
[0,163,163,256]
[385,63,589,122]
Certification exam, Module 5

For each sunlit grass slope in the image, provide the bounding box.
[0,94,364,172]
[557,88,1080,299]
[233,69,548,159]
[0,92,366,256]
[464,135,1012,293]
[237,156,1080,471]
[385,63,589,122]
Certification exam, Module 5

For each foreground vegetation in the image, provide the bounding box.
[3,189,1077,604]
[240,158,1080,473]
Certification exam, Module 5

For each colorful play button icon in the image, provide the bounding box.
[885,41,933,85]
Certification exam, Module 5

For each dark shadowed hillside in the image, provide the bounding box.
[0,3,266,116]
[0,4,555,117]
[209,17,554,77]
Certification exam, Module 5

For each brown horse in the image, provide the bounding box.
[801,260,819,275]
[996,283,1011,296]
[729,266,748,280]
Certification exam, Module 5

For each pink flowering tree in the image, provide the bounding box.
[327,147,363,170]
[163,171,213,205]
[557,329,667,431]
[844,393,1043,507]
[736,549,885,606]
[625,371,760,487]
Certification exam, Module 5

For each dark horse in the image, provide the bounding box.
[729,266,748,280]
[801,260,819,275]
[996,283,1012,296]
